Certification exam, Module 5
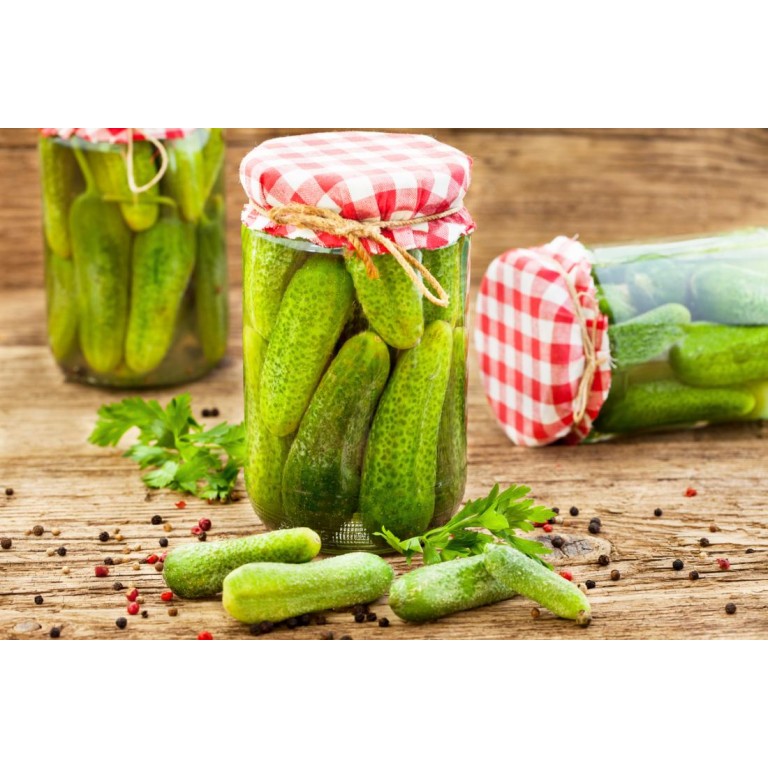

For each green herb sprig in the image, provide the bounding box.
[376,484,554,567]
[89,395,244,501]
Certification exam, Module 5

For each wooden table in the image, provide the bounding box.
[1,129,767,640]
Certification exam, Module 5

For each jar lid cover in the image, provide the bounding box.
[239,131,475,254]
[41,128,198,143]
[475,236,613,446]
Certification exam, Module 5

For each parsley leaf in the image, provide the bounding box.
[376,484,554,567]
[89,395,244,501]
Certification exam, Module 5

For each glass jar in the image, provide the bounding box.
[591,229,768,436]
[39,128,228,387]
[243,230,470,552]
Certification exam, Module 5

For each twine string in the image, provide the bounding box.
[251,201,464,307]
[125,128,169,195]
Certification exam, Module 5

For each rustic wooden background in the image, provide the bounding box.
[1,128,767,640]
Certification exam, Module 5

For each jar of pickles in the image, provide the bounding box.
[240,131,475,551]
[39,128,228,387]
[476,230,768,445]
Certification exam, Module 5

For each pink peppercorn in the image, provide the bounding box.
[175,500,186,509]
[542,523,553,533]
[717,558,731,570]
[191,526,202,536]
[146,554,159,564]
[95,565,109,577]
[559,571,573,581]
[126,588,139,602]
[161,591,173,602]
[684,487,698,498]
[197,631,213,640]
[127,602,140,615]
[198,518,212,532]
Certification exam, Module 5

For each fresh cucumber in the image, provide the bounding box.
[222,552,393,623]
[388,554,516,622]
[163,528,321,599]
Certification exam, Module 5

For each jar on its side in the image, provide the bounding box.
[591,229,768,436]
[40,128,228,387]
[242,230,470,552]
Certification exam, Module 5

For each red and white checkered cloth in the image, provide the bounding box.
[475,236,612,446]
[41,128,194,143]
[239,131,475,253]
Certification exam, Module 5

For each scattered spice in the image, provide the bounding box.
[547,516,556,525]
[725,602,737,615]
[597,554,610,566]
[717,558,731,571]
[351,604,367,615]
[672,559,684,571]
[132,563,140,571]
[531,607,541,619]
[320,631,334,640]
[339,635,352,640]
[94,565,109,577]
[366,612,377,622]
[5,487,14,496]
[34,595,43,605]
[98,531,110,542]
[197,532,207,542]
[559,570,573,581]
[32,525,44,536]
[610,569,621,581]
[113,582,124,591]
[689,570,700,581]
[103,557,114,566]
[197,631,213,640]
[113,528,120,534]
[746,548,756,554]
[653,508,663,517]
[136,596,145,605]
[202,408,211,417]
[211,407,220,417]
[0,537,11,550]
[191,526,202,536]
[56,547,67,557]
[569,506,579,517]
[354,613,366,623]
[684,487,698,498]
[551,535,564,549]
[378,617,390,627]
[168,607,178,617]
[116,617,128,629]
[161,591,173,602]
[163,522,173,532]
[151,515,163,525]
[588,521,601,535]
[52,529,61,537]
[127,602,140,615]
[159,537,168,548]
[552,507,560,514]
[154,562,164,572]
[175,500,186,509]
[585,579,596,589]
[46,548,55,557]
[315,615,327,626]
[61,567,70,575]
[198,518,212,532]
[146,554,159,565]
[141,610,149,619]
[115,534,124,542]
[542,523,553,533]
[126,588,139,602]
[709,524,720,533]
[49,626,61,638]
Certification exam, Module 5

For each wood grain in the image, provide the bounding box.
[2,129,767,640]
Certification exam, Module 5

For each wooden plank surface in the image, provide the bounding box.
[2,128,767,640]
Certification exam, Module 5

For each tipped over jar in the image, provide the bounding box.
[240,131,475,551]
[39,128,228,387]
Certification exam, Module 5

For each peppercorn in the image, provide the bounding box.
[197,631,213,640]
[350,604,366,615]
[141,610,149,619]
[116,617,127,629]
[168,607,178,617]
[653,508,663,517]
[127,602,140,615]
[151,515,163,525]
[126,588,139,602]
[197,532,207,542]
[103,557,113,566]
[746,548,756,554]
[315,615,327,625]
[725,602,737,615]
[258,621,274,634]
[542,523,553,533]
[56,547,66,557]
[354,613,365,623]
[585,579,596,589]
[46,548,55,557]
[699,537,711,547]
[34,595,43,605]
[598,554,610,566]
[610,569,621,581]
[366,612,377,622]
[684,487,697,497]
[191,526,202,535]
[689,571,700,581]
[320,631,335,640]
[531,607,541,619]
[159,537,168,548]
[51,529,61,537]
[154,562,164,573]
[569,506,579,516]
[98,531,110,542]
[163,522,173,532]
[672,559,684,571]
[551,507,560,514]
[115,534,124,542]
[5,488,13,496]
[113,581,123,591]
[61,567,70,575]
[299,614,312,626]
[94,565,109,577]
[161,593,172,604]
[175,500,186,510]
[339,635,353,640]
[49,626,61,638]
[709,524,720,533]
[198,518,212,532]
[588,521,601,534]
[560,571,573,581]
[202,408,211,417]
[32,525,44,536]
[551,535,564,549]
[0,538,11,549]
[211,408,220,417]
[717,558,731,570]
[378,617,390,627]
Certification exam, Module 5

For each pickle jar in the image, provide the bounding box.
[39,128,228,387]
[240,131,475,552]
[476,229,768,446]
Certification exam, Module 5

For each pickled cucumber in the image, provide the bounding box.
[669,324,768,387]
[45,251,77,361]
[595,379,755,434]
[261,257,354,436]
[346,251,424,349]
[360,320,453,539]
[597,282,637,324]
[164,132,206,222]
[39,137,78,259]
[691,264,768,325]
[422,239,464,327]
[242,228,307,338]
[282,331,390,534]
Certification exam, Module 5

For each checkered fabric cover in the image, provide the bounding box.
[41,128,193,143]
[239,131,475,253]
[475,236,612,446]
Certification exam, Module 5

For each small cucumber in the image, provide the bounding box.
[596,282,637,324]
[243,326,294,524]
[433,327,467,524]
[360,320,453,539]
[484,545,591,626]
[45,250,78,362]
[163,527,321,599]
[422,239,465,327]
[595,379,755,434]
[261,257,354,436]
[222,552,394,624]
[691,264,768,324]
[164,132,206,222]
[669,324,768,387]
[89,143,160,232]
[242,227,307,338]
[388,555,516,622]
[195,197,229,365]
[744,380,768,420]
[125,214,197,374]
[627,259,691,312]
[346,251,424,349]
[39,136,78,259]
[201,128,226,205]
[282,331,390,536]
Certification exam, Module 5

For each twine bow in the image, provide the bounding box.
[124,128,169,195]
[250,201,464,307]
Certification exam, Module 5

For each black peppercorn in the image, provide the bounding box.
[197,532,207,542]
[151,515,163,525]
[378,617,390,627]
[569,506,579,516]
[547,517,556,525]
[34,595,43,605]
[672,559,684,571]
[585,579,596,589]
[299,614,312,626]
[551,507,560,515]
[315,614,327,625]
[49,626,61,638]
[141,610,149,619]
[725,602,737,615]
[258,621,274,634]
[32,525,44,536]
[551,535,564,549]
[597,554,610,566]
[354,613,365,623]
[103,557,114,566]
[0,537,11,550]
[320,631,334,640]
[286,617,299,629]
[159,537,169,548]
[98,531,110,542]
[56,546,67,557]
[588,521,601,534]
[113,581,123,591]
[610,570,621,581]
[116,617,127,629]
[699,537,710,547]
[339,635,353,640]
[746,548,756,554]
[202,408,211,417]
[654,508,663,517]
[211,408,220,417]
[689,571,700,581]
[366,612,377,622]
[4,488,13,496]
[351,604,366,615]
